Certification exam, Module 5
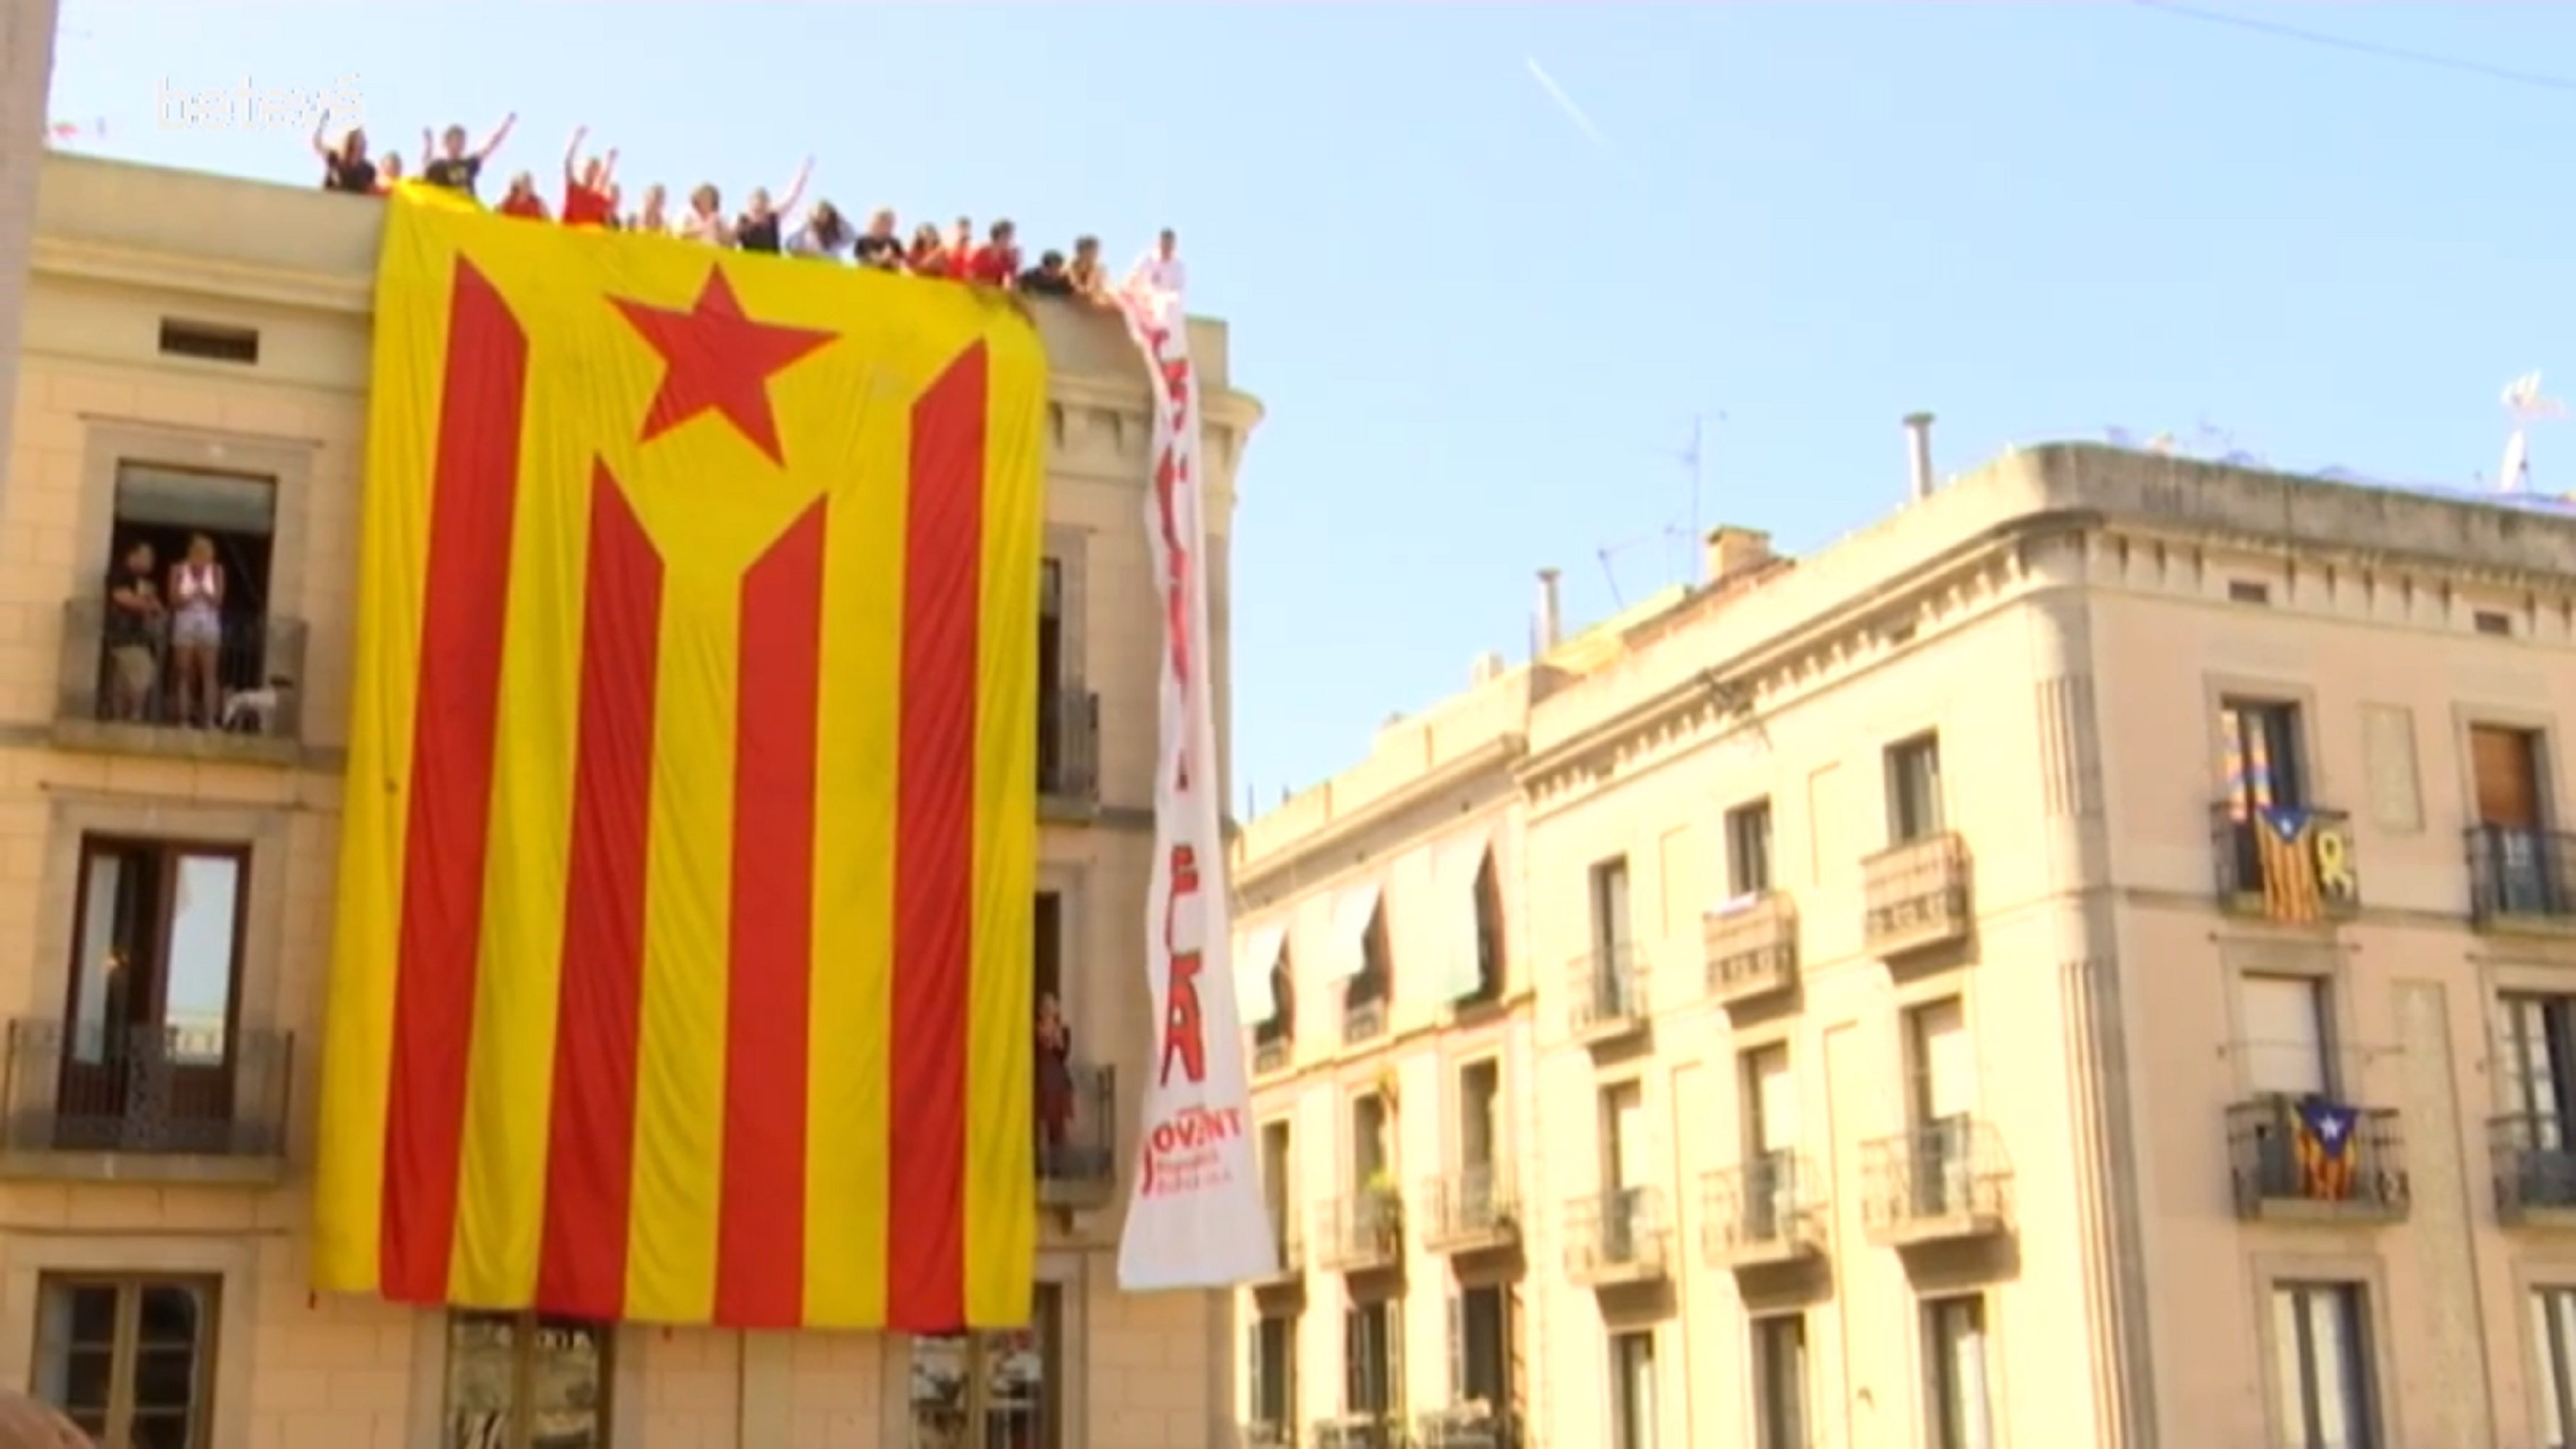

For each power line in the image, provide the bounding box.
[2134,0,2576,96]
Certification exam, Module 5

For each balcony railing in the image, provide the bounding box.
[1563,1185,1667,1286]
[1860,833,1972,956]
[1417,1406,1526,1448]
[1418,1164,1519,1254]
[1254,1032,1295,1077]
[1,1020,292,1179]
[1038,685,1099,806]
[2466,827,2576,930]
[1342,994,1388,1045]
[56,598,310,756]
[1241,1422,1297,1449]
[1701,1151,1824,1267]
[1315,1185,1404,1274]
[1038,1060,1116,1208]
[1704,893,1798,1006]
[1859,1119,2012,1246]
[1567,945,1646,1044]
[2225,1097,2409,1222]
[1312,1417,1397,1449]
[2209,802,2361,922]
[2490,1112,2576,1227]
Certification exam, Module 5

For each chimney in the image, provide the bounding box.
[1535,568,1563,654]
[1701,526,1772,584]
[1904,412,1937,501]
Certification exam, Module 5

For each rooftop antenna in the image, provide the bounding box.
[1595,412,1722,605]
[2500,372,2564,494]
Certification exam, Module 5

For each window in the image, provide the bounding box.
[2241,974,2331,1097]
[1924,1295,1992,1449]
[2270,1282,2375,1449]
[443,1311,612,1449]
[1751,1314,1809,1449]
[2532,1285,2576,1448]
[1456,1059,1501,1175]
[1449,1285,1512,1411]
[1033,890,1063,1006]
[2470,724,2565,916]
[1035,556,1093,798]
[1610,1330,1658,1449]
[910,1284,1064,1449]
[1258,941,1296,1045]
[2230,580,2272,604]
[2477,609,2514,636]
[1906,1001,1975,1217]
[1259,1120,1296,1261]
[1885,735,1943,843]
[1349,903,1392,1009]
[1246,1312,1297,1430]
[1351,1092,1391,1189]
[1343,1298,1400,1419]
[1470,851,1507,999]
[1743,1045,1797,1237]
[2503,995,2576,1126]
[2220,698,2307,812]
[1725,799,1774,897]
[33,1275,217,1447]
[98,463,280,729]
[1591,857,1633,962]
[57,837,249,1151]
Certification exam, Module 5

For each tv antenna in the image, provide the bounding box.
[1593,412,1722,606]
[2499,372,2564,494]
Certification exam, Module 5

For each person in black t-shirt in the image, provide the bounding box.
[419,113,518,199]
[1020,251,1075,298]
[101,540,164,722]
[310,114,376,195]
[851,208,906,270]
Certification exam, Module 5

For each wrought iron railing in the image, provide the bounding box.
[1419,1164,1517,1250]
[1416,1406,1526,1448]
[1562,1185,1667,1280]
[1037,1060,1115,1201]
[1566,945,1644,1037]
[1038,685,1099,803]
[2225,1097,2408,1216]
[2466,826,2576,926]
[57,597,309,740]
[2490,1111,2576,1219]
[2207,801,2360,919]
[1701,1151,1820,1259]
[1859,1119,2011,1237]
[1316,1185,1404,1272]
[1,1019,293,1158]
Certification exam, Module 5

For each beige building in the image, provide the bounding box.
[0,151,1258,1448]
[1230,435,2576,1449]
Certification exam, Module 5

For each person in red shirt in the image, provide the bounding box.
[966,220,1022,288]
[559,125,618,227]
[907,222,951,277]
[496,172,549,220]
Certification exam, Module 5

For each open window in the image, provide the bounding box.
[94,462,282,728]
[57,837,249,1152]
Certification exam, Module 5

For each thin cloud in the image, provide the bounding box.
[1525,57,1617,157]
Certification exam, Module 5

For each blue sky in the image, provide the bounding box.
[48,2,2576,803]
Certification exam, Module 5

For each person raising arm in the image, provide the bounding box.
[561,125,619,227]
[419,112,517,199]
[310,113,375,193]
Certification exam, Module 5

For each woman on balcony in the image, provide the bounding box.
[1035,994,1074,1166]
[167,535,225,729]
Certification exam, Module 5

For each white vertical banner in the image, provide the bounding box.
[1112,277,1276,1288]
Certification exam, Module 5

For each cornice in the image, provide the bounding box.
[34,235,372,316]
[1235,733,1525,895]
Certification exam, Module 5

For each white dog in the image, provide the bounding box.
[220,676,296,735]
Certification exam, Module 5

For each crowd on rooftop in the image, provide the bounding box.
[309,112,1188,300]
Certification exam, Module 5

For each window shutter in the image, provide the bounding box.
[1446,1291,1465,1406]
[1388,1300,1406,1418]
[1343,1307,1362,1414]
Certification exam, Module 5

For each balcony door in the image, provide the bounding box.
[2472,724,2558,914]
[1906,1001,1973,1215]
[59,838,248,1152]
[1591,858,1633,1009]
[1602,1081,1646,1257]
[1746,1047,1796,1235]
[2501,995,2576,1203]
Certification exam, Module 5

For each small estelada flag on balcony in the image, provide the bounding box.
[2294,1097,2361,1202]
[313,183,1044,1332]
[2254,804,2325,924]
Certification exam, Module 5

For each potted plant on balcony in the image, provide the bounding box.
[1362,1166,1404,1250]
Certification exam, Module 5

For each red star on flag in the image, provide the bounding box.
[611,268,837,466]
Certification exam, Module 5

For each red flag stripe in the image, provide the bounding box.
[535,467,664,1319]
[716,499,828,1327]
[887,343,988,1329]
[381,261,528,1303]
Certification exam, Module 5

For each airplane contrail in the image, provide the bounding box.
[1525,57,1618,159]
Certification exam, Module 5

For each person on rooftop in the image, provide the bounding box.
[374,151,403,194]
[419,114,517,199]
[733,159,814,254]
[787,201,851,259]
[496,171,549,220]
[310,114,375,195]
[906,222,951,277]
[674,184,731,244]
[560,126,618,227]
[852,208,905,270]
[1126,227,1185,295]
[1020,249,1074,297]
[628,183,670,234]
[967,220,1022,288]
[1067,235,1108,302]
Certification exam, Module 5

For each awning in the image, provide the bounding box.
[1430,827,1497,1001]
[1322,881,1384,981]
[1233,922,1288,1018]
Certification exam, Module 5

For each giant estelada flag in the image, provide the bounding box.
[314,185,1042,1332]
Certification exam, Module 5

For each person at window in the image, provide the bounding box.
[310,114,375,194]
[0,1385,88,1447]
[628,183,670,234]
[495,172,550,220]
[1066,235,1109,302]
[1126,227,1185,294]
[733,159,814,254]
[1035,993,1074,1161]
[1020,250,1074,298]
[966,220,1022,288]
[374,151,404,194]
[786,201,851,259]
[851,208,906,270]
[560,126,618,227]
[167,533,225,729]
[906,222,951,277]
[103,540,163,722]
[419,114,517,199]
[674,184,731,244]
